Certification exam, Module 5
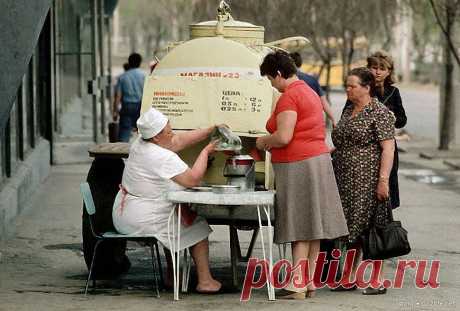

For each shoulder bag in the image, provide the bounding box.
[361,200,411,260]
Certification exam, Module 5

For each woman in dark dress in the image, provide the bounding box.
[343,51,407,209]
[367,51,407,209]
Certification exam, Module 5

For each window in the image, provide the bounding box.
[27,59,36,149]
[16,85,25,160]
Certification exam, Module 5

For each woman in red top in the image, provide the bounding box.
[256,51,348,299]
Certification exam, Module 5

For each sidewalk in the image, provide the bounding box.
[0,143,459,310]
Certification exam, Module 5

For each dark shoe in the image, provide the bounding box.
[362,286,387,295]
[277,289,306,300]
[330,283,357,291]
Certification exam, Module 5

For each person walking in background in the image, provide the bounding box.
[256,51,348,299]
[112,53,146,142]
[289,52,336,127]
[332,67,395,295]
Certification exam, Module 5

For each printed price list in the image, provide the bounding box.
[220,90,263,113]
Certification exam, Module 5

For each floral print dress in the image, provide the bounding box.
[332,98,396,242]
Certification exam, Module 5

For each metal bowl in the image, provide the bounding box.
[188,186,213,192]
[211,185,241,194]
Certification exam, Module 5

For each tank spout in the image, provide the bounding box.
[264,36,310,52]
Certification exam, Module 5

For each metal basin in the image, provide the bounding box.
[211,185,241,194]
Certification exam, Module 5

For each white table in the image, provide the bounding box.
[167,190,276,301]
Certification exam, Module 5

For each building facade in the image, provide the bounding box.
[0,0,117,237]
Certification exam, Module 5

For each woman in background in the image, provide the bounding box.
[343,51,406,209]
[332,67,395,295]
[367,51,407,209]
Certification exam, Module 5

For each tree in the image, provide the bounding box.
[117,0,197,59]
[192,0,397,92]
[429,0,460,67]
[427,0,460,150]
[406,0,442,83]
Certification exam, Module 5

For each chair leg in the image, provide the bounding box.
[186,249,191,292]
[181,249,191,293]
[241,228,259,261]
[154,241,164,288]
[150,244,160,298]
[85,240,102,296]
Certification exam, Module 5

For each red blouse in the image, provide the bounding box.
[266,80,329,163]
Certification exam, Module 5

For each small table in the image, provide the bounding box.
[167,190,276,301]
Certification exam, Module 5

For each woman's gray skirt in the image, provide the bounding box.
[273,153,349,244]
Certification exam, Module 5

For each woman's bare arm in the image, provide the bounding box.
[256,111,297,150]
[320,95,336,127]
[170,126,215,152]
[376,139,395,201]
[172,141,216,188]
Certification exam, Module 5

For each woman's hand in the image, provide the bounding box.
[256,136,271,151]
[376,179,390,201]
[204,140,219,155]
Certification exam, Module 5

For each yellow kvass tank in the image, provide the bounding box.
[140,1,309,188]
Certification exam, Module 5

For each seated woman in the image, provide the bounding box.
[112,107,221,293]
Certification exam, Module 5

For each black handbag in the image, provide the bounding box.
[361,200,411,260]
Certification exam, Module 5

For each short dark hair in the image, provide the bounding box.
[128,53,142,68]
[348,67,377,96]
[260,51,297,79]
[289,52,302,68]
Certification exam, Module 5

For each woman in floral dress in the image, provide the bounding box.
[332,67,395,295]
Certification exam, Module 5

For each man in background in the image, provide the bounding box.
[113,53,146,142]
[290,52,336,127]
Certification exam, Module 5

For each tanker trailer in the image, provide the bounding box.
[81,0,309,284]
[141,1,309,189]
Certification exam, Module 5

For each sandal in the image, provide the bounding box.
[306,290,316,298]
[277,289,306,300]
[362,286,387,295]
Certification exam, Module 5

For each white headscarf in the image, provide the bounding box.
[136,107,168,139]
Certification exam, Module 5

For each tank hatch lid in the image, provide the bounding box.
[192,19,263,29]
[190,19,264,44]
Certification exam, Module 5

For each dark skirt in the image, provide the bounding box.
[389,141,400,209]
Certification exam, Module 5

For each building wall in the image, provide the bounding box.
[0,0,115,237]
[0,11,53,236]
[0,0,51,133]
[0,140,50,237]
[52,0,113,164]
